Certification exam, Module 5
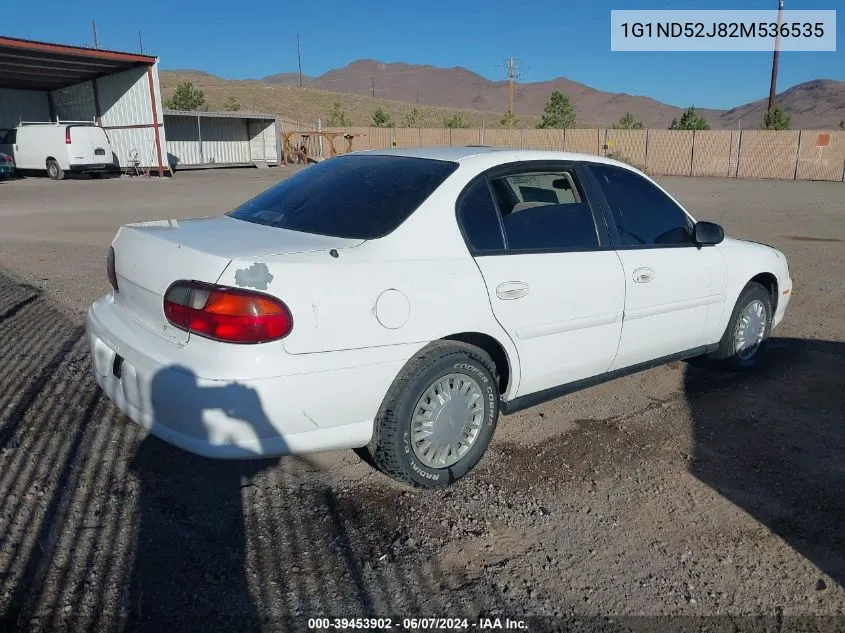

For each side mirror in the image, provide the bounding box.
[693,221,724,246]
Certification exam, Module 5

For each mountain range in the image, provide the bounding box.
[259,59,845,129]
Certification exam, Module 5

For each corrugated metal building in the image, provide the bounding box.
[164,110,280,169]
[0,36,168,175]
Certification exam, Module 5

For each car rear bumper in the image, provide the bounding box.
[0,164,14,175]
[69,163,117,172]
[86,295,405,459]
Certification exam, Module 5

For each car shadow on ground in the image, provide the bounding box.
[2,266,842,632]
[0,270,520,633]
[685,338,845,588]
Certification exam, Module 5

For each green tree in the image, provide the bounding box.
[613,112,643,129]
[669,106,710,130]
[402,107,423,128]
[328,101,350,127]
[761,107,791,130]
[164,81,207,111]
[538,91,576,129]
[371,107,393,128]
[443,114,470,129]
[500,110,519,128]
[223,95,241,112]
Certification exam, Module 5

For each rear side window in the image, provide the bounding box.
[590,164,693,247]
[228,154,458,239]
[458,179,505,252]
[490,171,600,251]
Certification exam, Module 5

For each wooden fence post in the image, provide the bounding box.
[689,129,696,177]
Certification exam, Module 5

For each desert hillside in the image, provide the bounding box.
[161,61,845,129]
[159,72,543,129]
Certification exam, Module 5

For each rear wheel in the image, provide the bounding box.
[90,172,103,179]
[710,282,772,369]
[365,342,500,488]
[46,160,64,181]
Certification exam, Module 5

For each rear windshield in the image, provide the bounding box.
[228,154,458,239]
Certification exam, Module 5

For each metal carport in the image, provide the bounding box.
[0,36,167,175]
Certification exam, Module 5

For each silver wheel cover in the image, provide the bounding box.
[411,372,485,469]
[735,299,767,361]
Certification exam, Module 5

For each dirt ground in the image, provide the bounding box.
[0,168,843,633]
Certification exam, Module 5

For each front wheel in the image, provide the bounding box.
[710,281,773,369]
[365,342,500,488]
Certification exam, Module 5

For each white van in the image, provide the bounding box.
[0,122,117,180]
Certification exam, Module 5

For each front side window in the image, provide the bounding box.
[590,164,693,247]
[489,170,600,251]
[229,154,458,239]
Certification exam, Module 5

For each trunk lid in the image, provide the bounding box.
[111,215,363,344]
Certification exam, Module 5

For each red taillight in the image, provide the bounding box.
[65,127,72,144]
[163,281,293,344]
[106,246,119,292]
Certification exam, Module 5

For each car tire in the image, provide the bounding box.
[46,160,64,181]
[709,281,773,370]
[90,172,103,179]
[365,341,500,488]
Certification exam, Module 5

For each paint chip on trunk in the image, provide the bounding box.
[234,262,274,290]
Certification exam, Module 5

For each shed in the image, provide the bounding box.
[0,35,167,175]
[163,110,281,169]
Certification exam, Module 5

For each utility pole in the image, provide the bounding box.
[767,0,784,114]
[138,30,144,54]
[507,57,516,115]
[371,78,375,98]
[92,20,99,49]
[416,90,419,104]
[296,33,303,88]
[504,57,522,115]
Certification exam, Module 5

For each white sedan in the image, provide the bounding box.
[86,147,792,487]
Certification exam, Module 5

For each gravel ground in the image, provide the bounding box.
[0,170,843,633]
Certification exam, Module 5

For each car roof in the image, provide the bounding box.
[358,146,636,170]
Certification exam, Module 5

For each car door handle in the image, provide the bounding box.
[496,281,530,300]
[632,267,656,283]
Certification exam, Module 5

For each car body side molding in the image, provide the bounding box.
[501,343,719,414]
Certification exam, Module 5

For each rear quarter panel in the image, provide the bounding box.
[215,243,523,398]
[15,127,68,170]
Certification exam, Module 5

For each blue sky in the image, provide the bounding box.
[5,0,843,110]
